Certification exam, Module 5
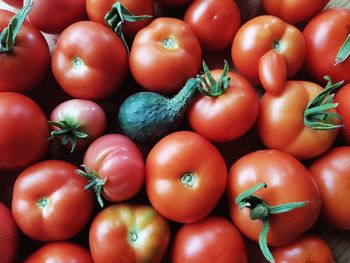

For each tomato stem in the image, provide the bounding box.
[179,172,196,187]
[304,76,344,130]
[197,60,231,97]
[335,33,350,65]
[0,0,33,53]
[235,183,307,263]
[104,2,152,53]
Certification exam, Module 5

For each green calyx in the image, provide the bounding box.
[196,60,231,97]
[235,183,307,263]
[335,33,350,65]
[76,165,107,208]
[304,76,344,130]
[48,120,88,153]
[105,2,152,53]
[0,0,33,53]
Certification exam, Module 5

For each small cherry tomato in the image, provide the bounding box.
[0,202,18,263]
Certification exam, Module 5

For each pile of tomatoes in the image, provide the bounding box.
[1,0,350,262]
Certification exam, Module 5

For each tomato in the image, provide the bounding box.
[258,80,340,160]
[187,62,259,142]
[0,92,49,170]
[2,0,22,8]
[146,131,227,223]
[12,160,94,241]
[309,146,350,229]
[271,233,335,263]
[78,134,144,206]
[227,150,321,261]
[184,0,240,52]
[24,0,86,34]
[156,0,192,6]
[232,15,305,94]
[86,0,154,39]
[52,21,128,100]
[49,99,107,152]
[303,8,350,84]
[0,8,50,93]
[0,203,18,263]
[334,83,350,144]
[171,216,248,263]
[89,203,170,263]
[24,242,93,263]
[262,0,329,24]
[129,17,202,93]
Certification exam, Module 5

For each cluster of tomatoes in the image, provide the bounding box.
[1,0,350,262]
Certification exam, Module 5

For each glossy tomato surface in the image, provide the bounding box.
[0,202,18,263]
[334,83,350,144]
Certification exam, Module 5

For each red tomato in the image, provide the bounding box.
[0,203,18,263]
[262,0,329,24]
[24,0,86,34]
[24,242,93,263]
[156,0,192,6]
[146,131,227,223]
[184,0,240,52]
[334,83,350,144]
[187,64,259,142]
[258,80,340,160]
[309,146,350,229]
[271,234,335,263]
[0,9,50,93]
[129,17,202,93]
[86,0,154,39]
[12,160,94,241]
[2,0,22,8]
[171,216,248,263]
[80,134,144,206]
[52,21,128,100]
[49,99,107,152]
[303,8,350,84]
[227,150,321,246]
[0,92,49,170]
[232,15,305,94]
[89,203,170,263]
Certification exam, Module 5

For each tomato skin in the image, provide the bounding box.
[232,15,305,86]
[83,134,145,202]
[262,0,329,24]
[258,81,339,160]
[156,0,192,6]
[184,0,240,52]
[0,10,50,93]
[2,0,22,8]
[334,83,350,144]
[52,21,128,100]
[227,150,321,246]
[271,234,335,263]
[12,160,94,241]
[86,0,154,39]
[24,242,94,263]
[309,147,350,229]
[187,70,259,142]
[129,17,202,93]
[146,131,227,223]
[303,8,350,84]
[25,0,86,34]
[89,203,170,263]
[0,92,49,170]
[171,216,248,263]
[0,203,18,263]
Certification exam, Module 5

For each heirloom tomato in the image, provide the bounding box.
[171,216,248,263]
[0,203,18,263]
[232,15,305,94]
[309,147,350,229]
[303,8,350,84]
[334,83,350,144]
[0,92,49,170]
[146,131,227,223]
[184,0,240,51]
[12,160,94,241]
[129,17,201,93]
[89,203,170,263]
[52,21,128,100]
[24,242,93,263]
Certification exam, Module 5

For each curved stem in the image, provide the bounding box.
[0,0,33,53]
[335,33,350,65]
[259,219,274,263]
